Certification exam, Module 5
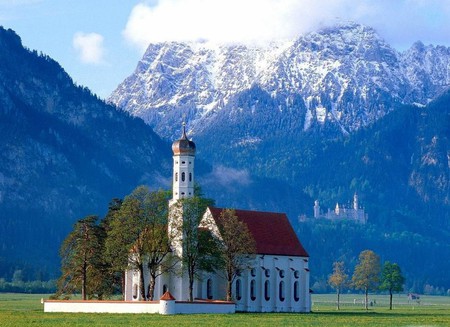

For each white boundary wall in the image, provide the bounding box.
[44,300,235,315]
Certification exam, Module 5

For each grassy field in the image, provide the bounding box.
[0,293,449,326]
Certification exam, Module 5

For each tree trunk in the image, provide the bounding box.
[337,289,340,310]
[148,274,156,301]
[188,265,194,302]
[138,263,146,300]
[82,261,87,300]
[226,279,232,302]
[365,288,369,310]
[389,290,393,310]
[188,276,194,302]
[121,271,126,300]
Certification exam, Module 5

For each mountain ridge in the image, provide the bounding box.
[109,23,450,141]
[0,27,171,278]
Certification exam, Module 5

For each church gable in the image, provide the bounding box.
[203,207,309,257]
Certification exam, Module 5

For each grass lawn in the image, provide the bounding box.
[0,293,449,326]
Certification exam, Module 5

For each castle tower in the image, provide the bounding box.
[314,200,320,218]
[335,203,340,215]
[171,122,196,201]
[353,192,358,210]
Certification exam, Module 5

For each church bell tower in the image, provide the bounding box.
[171,122,196,201]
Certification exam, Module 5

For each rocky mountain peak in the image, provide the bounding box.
[109,23,450,141]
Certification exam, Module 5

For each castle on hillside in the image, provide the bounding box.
[312,193,368,224]
[124,123,311,313]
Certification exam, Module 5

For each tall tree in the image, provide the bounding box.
[56,215,104,300]
[105,186,146,300]
[379,261,405,310]
[100,198,123,297]
[351,249,381,310]
[172,195,218,301]
[142,189,173,301]
[105,186,174,301]
[328,261,348,310]
[215,209,256,301]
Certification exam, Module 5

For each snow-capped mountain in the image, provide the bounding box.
[109,23,450,140]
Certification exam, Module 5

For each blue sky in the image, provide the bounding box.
[1,0,449,99]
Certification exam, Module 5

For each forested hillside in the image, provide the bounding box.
[0,27,171,280]
[294,94,449,292]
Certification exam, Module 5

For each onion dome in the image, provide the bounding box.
[172,122,196,156]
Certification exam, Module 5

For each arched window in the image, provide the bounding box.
[265,269,271,278]
[294,270,300,279]
[132,284,138,299]
[294,281,300,302]
[251,268,256,277]
[175,172,178,182]
[235,279,242,300]
[279,281,285,302]
[207,279,213,299]
[189,172,192,182]
[264,280,270,301]
[162,284,168,296]
[279,269,285,278]
[181,172,185,182]
[250,279,256,301]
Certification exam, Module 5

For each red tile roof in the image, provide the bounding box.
[160,291,176,301]
[207,207,309,257]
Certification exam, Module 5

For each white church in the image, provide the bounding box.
[124,124,311,313]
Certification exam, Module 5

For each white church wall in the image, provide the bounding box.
[232,254,310,313]
[44,300,235,314]
[44,300,160,314]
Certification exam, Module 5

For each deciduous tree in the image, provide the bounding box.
[56,215,105,300]
[351,249,380,310]
[379,261,405,310]
[215,208,256,301]
[142,189,173,300]
[105,186,172,301]
[328,261,348,310]
[172,195,219,301]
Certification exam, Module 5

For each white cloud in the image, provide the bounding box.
[73,32,105,64]
[201,165,251,191]
[123,0,450,51]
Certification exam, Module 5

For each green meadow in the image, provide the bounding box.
[1,293,449,326]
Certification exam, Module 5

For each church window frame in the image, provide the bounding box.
[294,281,300,302]
[265,269,271,278]
[132,284,138,299]
[207,278,213,299]
[279,269,285,278]
[175,172,178,182]
[294,270,300,279]
[189,172,192,182]
[162,284,168,296]
[264,280,271,301]
[279,281,285,302]
[250,279,256,301]
[251,268,256,277]
[235,279,242,301]
[181,172,185,182]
